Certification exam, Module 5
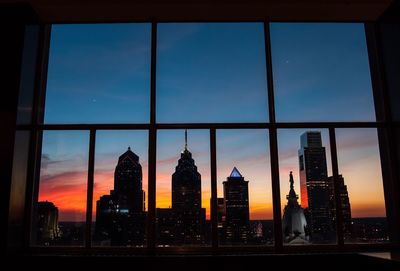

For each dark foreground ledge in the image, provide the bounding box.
[5,252,400,271]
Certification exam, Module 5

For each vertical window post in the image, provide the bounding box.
[147,21,158,250]
[264,22,283,251]
[210,128,218,250]
[329,128,344,246]
[85,129,96,248]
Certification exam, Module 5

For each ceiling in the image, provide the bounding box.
[3,0,394,22]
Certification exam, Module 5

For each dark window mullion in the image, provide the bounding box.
[329,128,345,246]
[147,21,158,250]
[265,22,276,124]
[26,24,51,248]
[32,24,51,126]
[269,128,283,251]
[85,129,96,248]
[210,129,218,250]
[264,21,283,251]
[25,128,43,248]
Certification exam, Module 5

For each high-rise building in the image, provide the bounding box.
[155,208,175,246]
[223,167,250,244]
[298,131,334,242]
[328,175,352,239]
[282,172,309,244]
[216,198,226,228]
[114,146,144,213]
[215,197,226,241]
[171,130,206,244]
[36,201,61,244]
[95,147,146,246]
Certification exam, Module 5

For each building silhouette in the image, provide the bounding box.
[216,197,226,241]
[282,172,309,244]
[223,167,250,244]
[155,208,175,246]
[298,131,335,242]
[95,147,146,246]
[36,201,61,244]
[328,175,352,240]
[171,130,206,245]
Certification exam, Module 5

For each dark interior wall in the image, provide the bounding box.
[1,1,400,258]
[0,4,38,253]
[377,0,400,244]
[379,2,400,121]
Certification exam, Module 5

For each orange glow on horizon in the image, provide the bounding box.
[39,161,387,222]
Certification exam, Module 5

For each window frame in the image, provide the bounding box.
[16,21,398,254]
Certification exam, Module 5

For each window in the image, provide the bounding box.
[278,129,336,245]
[44,24,151,124]
[217,130,273,246]
[335,129,388,243]
[156,130,211,246]
[19,22,392,253]
[156,23,268,123]
[93,131,148,247]
[270,23,375,122]
[33,131,89,246]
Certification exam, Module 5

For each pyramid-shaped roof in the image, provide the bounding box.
[229,167,242,178]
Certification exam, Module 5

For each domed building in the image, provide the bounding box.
[282,172,309,244]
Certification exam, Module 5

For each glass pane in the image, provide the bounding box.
[156,130,211,246]
[217,129,273,246]
[157,23,268,123]
[336,128,388,243]
[278,129,336,245]
[271,23,375,122]
[93,131,148,247]
[32,131,89,246]
[44,24,151,124]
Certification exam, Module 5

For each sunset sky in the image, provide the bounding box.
[38,22,386,222]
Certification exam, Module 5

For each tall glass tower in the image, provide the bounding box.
[223,167,250,244]
[171,130,206,244]
[298,131,334,243]
[95,147,146,246]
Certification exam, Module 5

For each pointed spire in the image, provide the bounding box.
[184,129,188,151]
[289,171,294,190]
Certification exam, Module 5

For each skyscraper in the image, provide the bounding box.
[214,197,226,241]
[298,131,334,242]
[328,175,352,240]
[223,167,250,244]
[282,172,309,244]
[171,130,206,244]
[95,147,146,246]
[36,201,61,244]
[155,208,175,246]
[114,146,144,213]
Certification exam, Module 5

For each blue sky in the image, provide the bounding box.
[270,23,375,122]
[156,23,268,123]
[39,23,385,221]
[44,24,151,123]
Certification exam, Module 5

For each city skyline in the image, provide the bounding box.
[38,129,386,222]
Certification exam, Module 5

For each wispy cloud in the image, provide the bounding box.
[336,129,378,151]
[38,171,87,222]
[41,153,71,170]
